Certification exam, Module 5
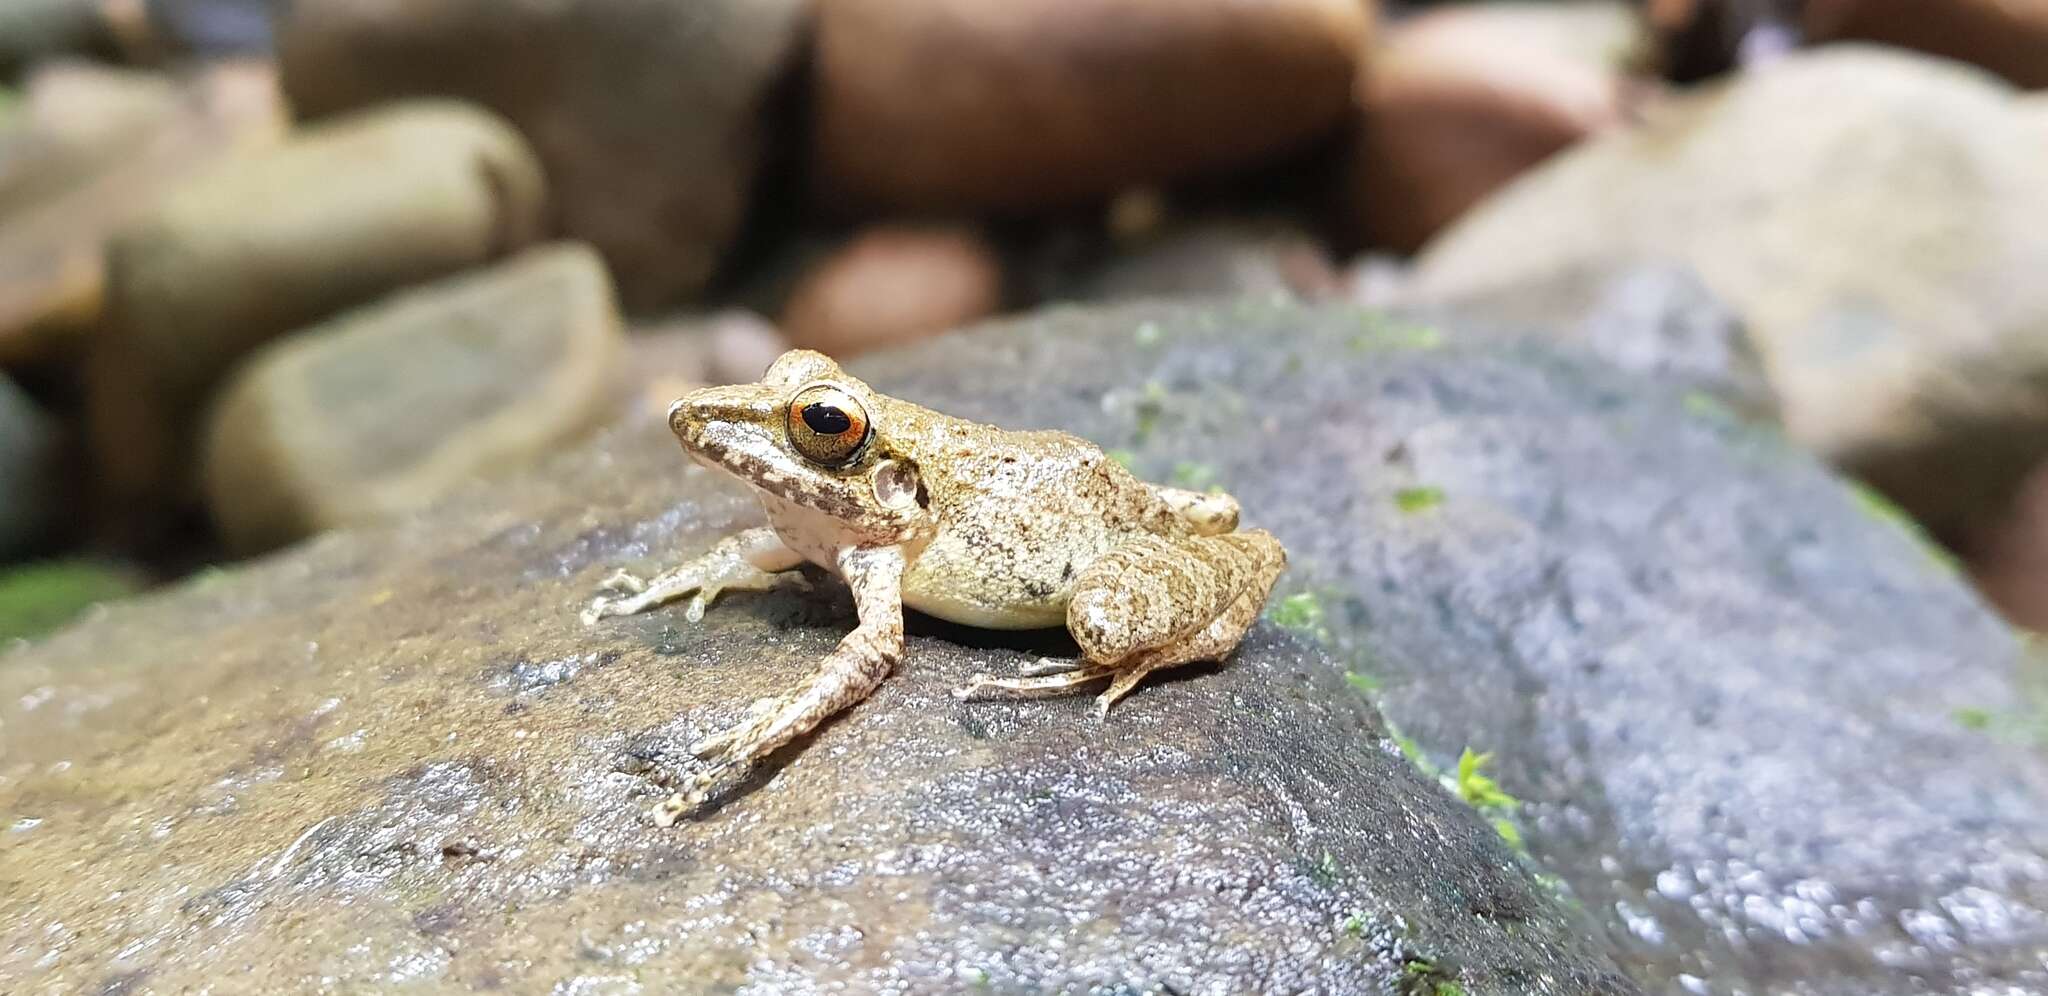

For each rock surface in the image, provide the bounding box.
[867,301,2048,993]
[203,244,623,554]
[0,374,58,558]
[0,304,1646,994]
[781,225,1004,357]
[88,100,544,530]
[1398,260,1778,420]
[1077,218,1340,303]
[1410,47,2048,539]
[813,0,1372,212]
[1807,0,2048,89]
[1341,0,1646,253]
[276,0,812,309]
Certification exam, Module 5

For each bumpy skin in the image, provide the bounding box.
[584,350,1286,823]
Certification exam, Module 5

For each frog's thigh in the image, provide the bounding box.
[1067,530,1283,666]
[1085,530,1285,712]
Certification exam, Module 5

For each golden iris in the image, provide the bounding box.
[786,384,870,465]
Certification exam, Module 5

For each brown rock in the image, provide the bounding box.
[1967,460,2048,630]
[780,225,1003,357]
[1342,1,1647,254]
[814,0,1373,212]
[1807,0,2048,89]
[276,0,812,309]
[0,60,284,367]
[88,100,545,536]
[202,244,622,553]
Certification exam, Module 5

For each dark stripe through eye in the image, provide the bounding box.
[802,404,854,435]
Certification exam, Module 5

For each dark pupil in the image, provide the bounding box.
[802,404,853,436]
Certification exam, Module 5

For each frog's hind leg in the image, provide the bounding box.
[954,529,1286,715]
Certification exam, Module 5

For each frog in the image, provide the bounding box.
[582,350,1287,824]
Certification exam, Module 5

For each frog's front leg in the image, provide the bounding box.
[652,544,906,825]
[581,526,803,625]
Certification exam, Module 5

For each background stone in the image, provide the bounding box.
[1341,0,1647,254]
[202,244,622,553]
[813,0,1373,211]
[276,0,813,309]
[1409,47,2048,540]
[780,224,1004,358]
[0,60,284,368]
[1807,0,2048,89]
[87,99,545,534]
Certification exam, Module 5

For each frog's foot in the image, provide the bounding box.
[952,663,1121,702]
[581,527,799,626]
[1017,657,1086,678]
[688,696,781,759]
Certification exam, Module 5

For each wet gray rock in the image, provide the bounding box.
[0,305,1634,993]
[1399,260,1779,421]
[0,374,58,557]
[857,300,2048,994]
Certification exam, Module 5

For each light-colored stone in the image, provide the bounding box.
[781,225,1003,357]
[1410,47,2048,535]
[814,0,1373,211]
[1079,219,1340,302]
[1808,0,2048,89]
[1341,1,1649,253]
[88,99,545,535]
[202,244,622,554]
[0,60,284,367]
[276,0,812,309]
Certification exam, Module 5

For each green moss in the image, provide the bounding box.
[1307,850,1341,887]
[1344,670,1380,695]
[1394,486,1445,514]
[1454,749,1519,811]
[1682,390,1735,423]
[1105,449,1138,472]
[0,560,140,643]
[1848,482,1961,573]
[1954,707,1993,732]
[1132,381,1168,443]
[1341,912,1367,936]
[1490,817,1523,851]
[1132,321,1163,346]
[1352,315,1445,352]
[1268,591,1325,634]
[1170,461,1221,493]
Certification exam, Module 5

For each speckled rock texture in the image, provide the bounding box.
[0,306,1642,994]
[864,301,2048,995]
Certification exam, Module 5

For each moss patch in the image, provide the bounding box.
[0,560,142,643]
[1848,482,1960,573]
[1395,486,1445,514]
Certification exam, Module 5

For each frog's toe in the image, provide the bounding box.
[688,697,779,758]
[598,569,648,595]
[580,597,619,626]
[1018,657,1084,678]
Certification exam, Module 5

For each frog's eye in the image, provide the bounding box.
[786,384,870,466]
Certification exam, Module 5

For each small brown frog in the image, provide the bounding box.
[584,350,1286,823]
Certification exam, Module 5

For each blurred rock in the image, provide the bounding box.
[88,100,544,534]
[1807,0,2048,89]
[1410,47,2048,538]
[781,225,1003,357]
[1404,260,1778,420]
[203,244,621,554]
[1340,0,1646,254]
[0,0,126,77]
[1968,460,2048,631]
[0,374,58,559]
[619,309,792,416]
[146,0,277,56]
[276,0,811,309]
[0,61,283,368]
[1645,0,1802,82]
[1081,219,1340,301]
[814,0,1373,212]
